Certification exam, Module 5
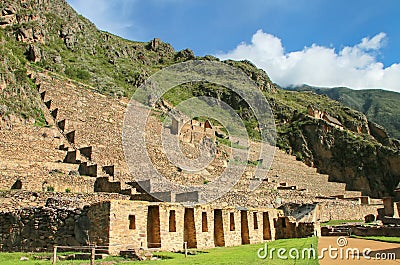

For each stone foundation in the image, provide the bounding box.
[353,226,400,237]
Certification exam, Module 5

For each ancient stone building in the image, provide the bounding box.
[0,199,288,255]
[88,200,281,255]
[0,69,381,256]
[307,105,344,130]
[172,118,216,144]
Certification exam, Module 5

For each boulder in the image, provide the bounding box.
[28,44,42,62]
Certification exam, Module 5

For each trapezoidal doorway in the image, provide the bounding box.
[147,206,161,248]
[214,209,225,247]
[241,210,250,244]
[263,212,272,240]
[184,208,197,248]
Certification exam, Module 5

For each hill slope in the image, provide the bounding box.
[287,85,400,139]
[1,0,400,197]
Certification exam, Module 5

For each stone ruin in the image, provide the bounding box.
[321,184,400,237]
[307,105,344,130]
[0,199,321,254]
[0,69,385,256]
[170,116,216,144]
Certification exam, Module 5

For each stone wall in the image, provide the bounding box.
[0,190,130,212]
[87,202,110,247]
[91,200,281,255]
[1,199,326,255]
[0,173,95,194]
[274,216,316,239]
[6,70,373,210]
[0,122,96,194]
[318,200,381,222]
[353,226,400,237]
[0,206,89,252]
[179,120,216,144]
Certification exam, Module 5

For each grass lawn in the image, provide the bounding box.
[321,219,363,227]
[0,237,319,265]
[351,235,400,244]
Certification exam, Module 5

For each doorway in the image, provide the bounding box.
[147,206,161,248]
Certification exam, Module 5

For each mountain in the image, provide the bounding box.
[287,85,400,139]
[1,0,400,198]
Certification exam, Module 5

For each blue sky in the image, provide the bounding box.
[67,0,400,92]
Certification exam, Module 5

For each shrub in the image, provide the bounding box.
[65,66,91,81]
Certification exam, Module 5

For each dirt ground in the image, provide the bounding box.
[318,237,400,264]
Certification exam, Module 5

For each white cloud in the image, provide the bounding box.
[216,30,400,92]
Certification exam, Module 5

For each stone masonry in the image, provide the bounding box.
[88,200,283,255]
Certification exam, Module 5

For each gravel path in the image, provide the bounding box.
[318,236,400,264]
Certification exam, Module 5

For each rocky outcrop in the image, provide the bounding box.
[0,0,179,99]
[2,0,400,201]
[369,121,391,146]
[224,60,279,92]
[174,48,196,61]
[286,114,400,197]
[0,4,17,27]
[28,44,42,62]
[0,1,46,43]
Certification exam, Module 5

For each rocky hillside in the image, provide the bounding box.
[287,85,400,140]
[1,0,400,198]
[0,0,274,120]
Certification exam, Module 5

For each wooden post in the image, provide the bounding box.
[90,246,95,265]
[184,242,188,258]
[52,246,57,265]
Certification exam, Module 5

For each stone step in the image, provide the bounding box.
[102,165,114,177]
[78,162,97,177]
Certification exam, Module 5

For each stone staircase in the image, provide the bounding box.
[27,69,365,205]
[38,81,100,177]
[265,149,362,198]
[0,114,95,193]
[32,72,162,200]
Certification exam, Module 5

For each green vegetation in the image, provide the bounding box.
[0,0,386,150]
[46,186,55,192]
[350,235,400,244]
[34,111,48,127]
[0,28,44,123]
[0,0,185,121]
[64,66,91,81]
[162,82,262,141]
[216,137,249,150]
[321,219,363,227]
[1,0,399,198]
[0,237,318,265]
[289,85,400,139]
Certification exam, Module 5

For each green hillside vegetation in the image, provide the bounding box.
[288,85,400,139]
[0,0,197,122]
[0,29,44,124]
[0,0,379,141]
[1,0,400,197]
